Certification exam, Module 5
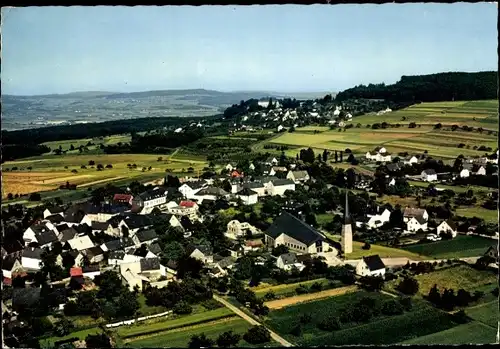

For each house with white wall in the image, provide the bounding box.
[355,255,386,277]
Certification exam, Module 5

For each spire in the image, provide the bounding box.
[344,190,351,224]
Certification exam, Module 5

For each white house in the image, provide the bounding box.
[193,187,229,203]
[365,148,391,162]
[276,253,306,272]
[265,157,279,166]
[132,188,169,211]
[21,247,43,271]
[404,155,419,165]
[23,223,56,244]
[277,125,285,132]
[226,220,258,240]
[403,208,429,223]
[168,201,199,219]
[421,169,438,182]
[286,170,310,183]
[225,163,237,172]
[460,168,470,178]
[178,180,207,199]
[43,207,65,219]
[355,255,386,278]
[437,219,458,238]
[359,208,392,230]
[243,182,266,197]
[476,166,487,176]
[407,216,428,232]
[236,188,258,205]
[2,257,22,279]
[186,245,213,264]
[268,179,295,196]
[68,235,95,251]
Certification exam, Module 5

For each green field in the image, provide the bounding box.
[115,307,233,338]
[466,300,499,328]
[42,134,132,154]
[259,100,497,160]
[387,265,497,297]
[325,233,427,260]
[40,327,102,349]
[265,290,459,346]
[401,235,494,259]
[456,207,499,223]
[400,321,497,344]
[122,317,259,348]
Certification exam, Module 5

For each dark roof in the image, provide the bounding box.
[91,222,109,231]
[403,208,427,219]
[121,237,136,248]
[271,179,295,186]
[82,265,100,273]
[148,243,162,256]
[444,219,458,231]
[186,244,212,256]
[296,254,312,263]
[485,245,498,256]
[386,163,401,172]
[138,188,168,201]
[122,214,153,229]
[103,239,123,252]
[63,249,81,259]
[254,176,278,183]
[166,259,178,270]
[45,214,64,224]
[85,246,104,258]
[267,212,325,246]
[59,228,79,243]
[290,170,309,179]
[135,229,158,242]
[196,187,228,196]
[182,180,207,190]
[363,255,385,271]
[244,182,264,189]
[2,240,24,255]
[180,216,196,231]
[55,223,70,232]
[412,216,428,225]
[45,206,64,214]
[237,188,258,196]
[108,251,125,260]
[36,230,58,245]
[74,224,91,235]
[140,258,161,272]
[422,169,437,175]
[2,256,19,271]
[216,256,236,269]
[22,247,43,259]
[12,288,41,309]
[278,253,298,265]
[29,224,53,234]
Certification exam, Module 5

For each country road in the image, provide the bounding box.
[213,294,294,347]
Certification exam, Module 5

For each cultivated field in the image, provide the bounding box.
[399,321,497,345]
[42,134,132,154]
[401,235,494,259]
[264,291,459,346]
[260,100,498,160]
[2,153,208,199]
[465,300,499,329]
[252,278,331,299]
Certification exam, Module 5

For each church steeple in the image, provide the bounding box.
[341,189,353,254]
[344,190,352,224]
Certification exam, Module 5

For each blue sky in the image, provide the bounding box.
[1,4,497,96]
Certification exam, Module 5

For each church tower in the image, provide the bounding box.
[341,190,353,254]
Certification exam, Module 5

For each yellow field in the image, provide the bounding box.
[2,153,208,198]
[264,285,358,309]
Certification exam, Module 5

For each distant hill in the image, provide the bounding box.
[336,71,497,102]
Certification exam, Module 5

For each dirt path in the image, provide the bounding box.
[213,295,294,347]
[264,285,358,310]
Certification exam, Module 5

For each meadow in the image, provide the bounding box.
[387,264,497,297]
[260,100,498,160]
[324,232,427,260]
[264,290,459,346]
[465,300,499,329]
[251,278,331,299]
[399,321,497,345]
[401,235,494,259]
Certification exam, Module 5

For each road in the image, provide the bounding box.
[213,294,294,347]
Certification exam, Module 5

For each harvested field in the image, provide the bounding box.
[264,285,358,309]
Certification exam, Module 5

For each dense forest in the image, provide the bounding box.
[335,72,497,102]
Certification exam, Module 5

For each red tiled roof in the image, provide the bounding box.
[70,267,83,277]
[3,277,12,285]
[114,194,133,201]
[180,200,196,208]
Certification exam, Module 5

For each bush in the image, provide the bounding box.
[362,242,371,250]
[310,282,323,292]
[243,326,271,344]
[300,313,312,324]
[381,299,404,315]
[173,301,193,315]
[317,316,342,331]
[263,291,276,301]
[290,323,302,336]
[396,276,419,295]
[295,285,309,295]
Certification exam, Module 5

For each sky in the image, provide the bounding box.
[1,3,497,96]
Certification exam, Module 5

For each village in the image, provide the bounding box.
[2,147,498,348]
